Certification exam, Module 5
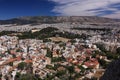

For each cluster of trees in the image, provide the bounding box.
[15,72,42,80]
[15,63,84,80]
[45,64,81,80]
[72,27,111,31]
[17,62,27,70]
[0,31,16,36]
[95,43,107,52]
[17,27,58,39]
[15,62,41,80]
[0,27,89,40]
[51,56,66,62]
[16,27,89,39]
[95,43,120,60]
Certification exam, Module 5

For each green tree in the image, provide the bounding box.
[95,43,107,52]
[65,65,75,80]
[116,47,120,54]
[19,73,37,80]
[46,65,55,70]
[51,57,66,62]
[46,48,52,58]
[98,59,108,69]
[8,62,13,66]
[18,62,27,70]
[55,70,66,77]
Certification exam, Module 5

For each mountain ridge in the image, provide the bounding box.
[0,16,120,25]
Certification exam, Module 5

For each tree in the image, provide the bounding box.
[65,65,75,80]
[46,48,52,58]
[44,73,55,80]
[105,52,119,60]
[8,62,13,66]
[51,57,66,62]
[55,70,66,77]
[46,65,55,70]
[78,65,85,73]
[95,43,107,52]
[116,47,120,54]
[98,59,108,69]
[18,62,27,70]
[15,72,21,80]
[19,73,37,80]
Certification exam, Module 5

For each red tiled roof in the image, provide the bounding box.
[86,49,92,54]
[84,58,99,68]
[25,60,33,63]
[2,56,21,65]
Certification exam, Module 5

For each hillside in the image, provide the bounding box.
[0,16,119,25]
[100,58,120,80]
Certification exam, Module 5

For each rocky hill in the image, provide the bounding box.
[100,58,120,80]
[0,16,119,25]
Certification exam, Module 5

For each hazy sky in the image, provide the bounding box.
[0,0,120,19]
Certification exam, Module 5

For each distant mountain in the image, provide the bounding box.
[0,16,119,25]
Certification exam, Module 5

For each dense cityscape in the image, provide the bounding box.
[0,17,120,80]
[0,0,120,79]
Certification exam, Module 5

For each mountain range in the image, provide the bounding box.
[0,16,120,25]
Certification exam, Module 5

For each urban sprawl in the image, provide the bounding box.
[0,23,120,80]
